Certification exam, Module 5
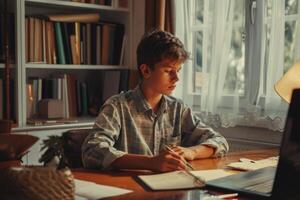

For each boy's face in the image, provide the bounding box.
[141,58,182,95]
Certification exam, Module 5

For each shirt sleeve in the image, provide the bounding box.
[81,99,126,170]
[180,106,229,157]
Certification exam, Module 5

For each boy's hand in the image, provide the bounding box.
[171,146,197,161]
[150,149,186,172]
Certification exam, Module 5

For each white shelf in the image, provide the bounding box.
[13,122,93,131]
[0,63,4,68]
[25,0,129,13]
[25,63,131,70]
[14,116,95,132]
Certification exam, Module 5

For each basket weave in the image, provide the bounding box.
[0,166,75,200]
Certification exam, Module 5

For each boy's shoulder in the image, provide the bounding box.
[103,89,136,105]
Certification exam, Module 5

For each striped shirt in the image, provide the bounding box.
[82,86,229,170]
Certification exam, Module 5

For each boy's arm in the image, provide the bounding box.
[179,107,229,159]
[82,102,125,170]
[111,150,186,172]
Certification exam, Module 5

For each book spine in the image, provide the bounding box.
[48,13,100,23]
[54,22,66,64]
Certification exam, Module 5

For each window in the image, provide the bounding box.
[190,0,299,97]
[192,0,245,95]
[175,0,300,130]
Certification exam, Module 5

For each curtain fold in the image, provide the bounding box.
[263,0,286,128]
[202,0,235,114]
[146,0,174,33]
[294,2,300,58]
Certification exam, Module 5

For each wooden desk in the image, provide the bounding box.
[73,148,278,200]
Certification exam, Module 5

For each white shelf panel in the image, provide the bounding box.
[25,63,131,70]
[13,121,94,132]
[25,0,129,13]
[0,63,4,69]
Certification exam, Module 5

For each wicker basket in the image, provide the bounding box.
[0,166,75,200]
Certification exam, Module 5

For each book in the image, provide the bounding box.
[61,22,72,64]
[54,22,66,64]
[101,23,110,65]
[26,83,33,119]
[137,169,234,190]
[113,24,125,65]
[47,13,100,23]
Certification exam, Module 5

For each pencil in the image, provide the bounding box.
[163,145,206,186]
[164,145,195,170]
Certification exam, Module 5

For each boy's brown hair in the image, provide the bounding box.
[136,30,189,76]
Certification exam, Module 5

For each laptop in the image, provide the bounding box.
[206,89,300,199]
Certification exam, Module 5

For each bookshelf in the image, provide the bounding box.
[1,0,145,165]
[20,0,134,130]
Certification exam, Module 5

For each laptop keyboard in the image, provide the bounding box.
[244,179,274,194]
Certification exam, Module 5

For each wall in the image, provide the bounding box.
[216,126,282,152]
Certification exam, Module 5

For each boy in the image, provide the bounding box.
[82,30,229,172]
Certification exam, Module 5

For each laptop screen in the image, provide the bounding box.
[272,89,300,199]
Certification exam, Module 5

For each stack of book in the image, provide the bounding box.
[25,13,125,66]
[26,70,129,123]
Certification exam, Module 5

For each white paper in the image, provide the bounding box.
[138,169,234,190]
[227,156,278,171]
[75,179,132,200]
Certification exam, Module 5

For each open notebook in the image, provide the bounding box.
[137,169,234,190]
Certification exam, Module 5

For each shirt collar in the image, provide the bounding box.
[133,84,168,115]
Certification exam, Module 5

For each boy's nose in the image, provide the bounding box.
[172,72,179,82]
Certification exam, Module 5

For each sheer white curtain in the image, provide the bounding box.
[174,0,239,127]
[174,0,299,131]
[296,3,300,58]
[261,0,286,130]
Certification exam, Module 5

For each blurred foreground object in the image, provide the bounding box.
[275,59,300,103]
[0,133,38,168]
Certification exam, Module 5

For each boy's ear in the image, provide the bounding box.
[139,64,152,79]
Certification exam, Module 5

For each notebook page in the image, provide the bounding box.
[138,169,233,190]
